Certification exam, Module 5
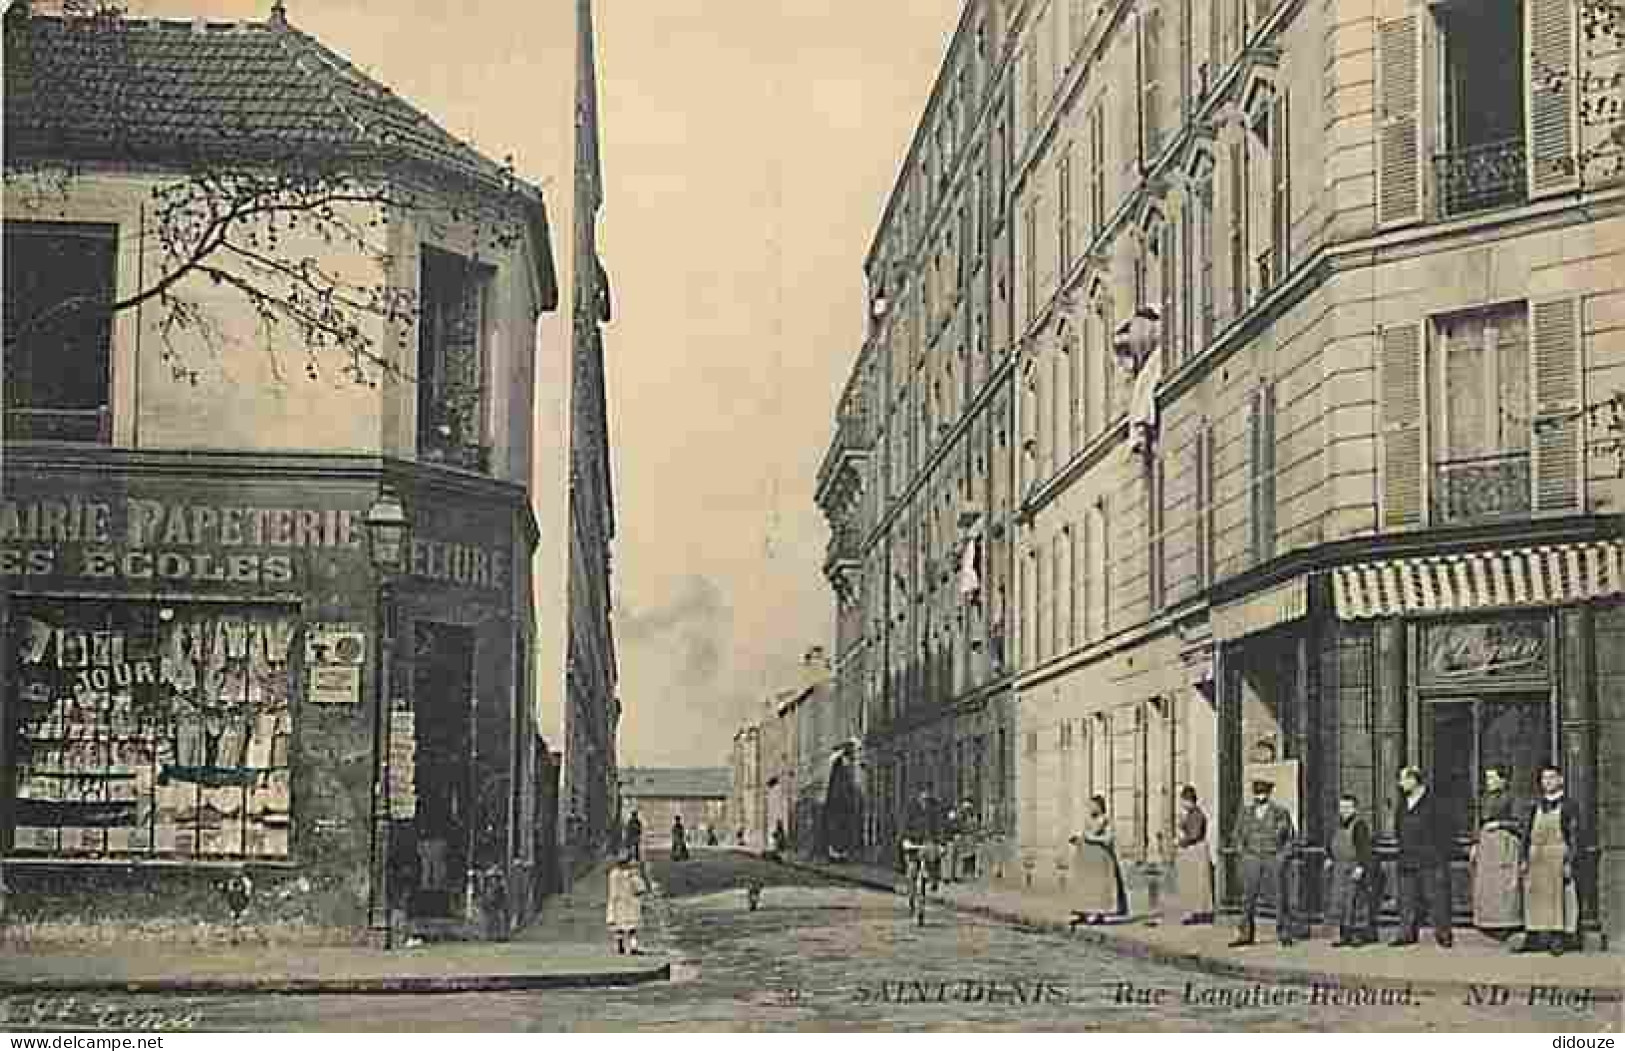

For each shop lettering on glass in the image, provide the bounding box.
[0,497,363,585]
[1425,621,1548,682]
[11,603,296,860]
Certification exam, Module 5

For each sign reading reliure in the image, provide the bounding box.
[1421,618,1549,684]
[0,497,509,590]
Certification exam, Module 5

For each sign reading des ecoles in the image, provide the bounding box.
[0,495,509,591]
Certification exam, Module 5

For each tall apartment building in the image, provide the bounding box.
[822,0,1624,938]
[2,3,559,940]
[560,0,622,867]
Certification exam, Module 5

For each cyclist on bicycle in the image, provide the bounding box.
[899,789,942,881]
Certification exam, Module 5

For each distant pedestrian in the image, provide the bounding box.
[1518,766,1583,955]
[1170,785,1214,925]
[1228,779,1295,947]
[605,851,650,955]
[670,815,690,862]
[1070,795,1127,926]
[1324,793,1377,946]
[624,809,643,862]
[1391,766,1453,948]
[706,825,719,847]
[1471,766,1522,939]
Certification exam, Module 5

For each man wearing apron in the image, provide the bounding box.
[1519,765,1583,955]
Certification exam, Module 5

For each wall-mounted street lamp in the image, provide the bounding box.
[364,485,410,949]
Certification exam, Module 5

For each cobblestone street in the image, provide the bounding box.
[8,853,1617,1032]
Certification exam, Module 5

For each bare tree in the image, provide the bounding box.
[3,0,528,391]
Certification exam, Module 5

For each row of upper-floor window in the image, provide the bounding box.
[1014,289,1589,675]
[867,0,1581,424]
[2,219,505,473]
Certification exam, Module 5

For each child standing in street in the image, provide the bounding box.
[606,852,650,955]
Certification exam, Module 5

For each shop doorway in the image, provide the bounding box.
[1422,695,1554,910]
[408,623,474,921]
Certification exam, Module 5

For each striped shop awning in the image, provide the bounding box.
[1332,540,1625,620]
[1212,575,1309,642]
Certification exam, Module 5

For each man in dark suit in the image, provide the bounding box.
[1391,766,1453,948]
[1228,779,1296,947]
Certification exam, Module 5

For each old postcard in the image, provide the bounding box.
[0,0,1622,1035]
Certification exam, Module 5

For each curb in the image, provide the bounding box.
[784,859,1623,1001]
[0,960,673,996]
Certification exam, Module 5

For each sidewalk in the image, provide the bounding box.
[785,855,1623,998]
[0,863,672,995]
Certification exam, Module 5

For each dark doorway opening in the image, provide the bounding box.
[1422,694,1553,914]
[408,623,474,921]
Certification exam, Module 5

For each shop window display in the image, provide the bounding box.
[10,601,297,860]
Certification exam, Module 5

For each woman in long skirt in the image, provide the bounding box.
[1171,785,1214,924]
[1470,766,1522,939]
[1070,795,1128,925]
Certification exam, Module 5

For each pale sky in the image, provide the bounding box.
[110,0,962,770]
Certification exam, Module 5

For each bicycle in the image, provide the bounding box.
[901,840,930,926]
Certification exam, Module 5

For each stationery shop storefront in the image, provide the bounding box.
[0,455,542,944]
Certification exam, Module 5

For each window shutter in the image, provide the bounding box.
[1228,140,1247,316]
[1162,220,1180,363]
[1271,91,1290,284]
[1179,207,1194,364]
[1247,385,1277,564]
[1530,297,1583,513]
[1379,322,1427,529]
[1196,422,1215,588]
[1525,0,1579,198]
[1376,15,1424,229]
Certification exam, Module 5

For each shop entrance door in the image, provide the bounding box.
[409,623,474,921]
[1422,695,1553,915]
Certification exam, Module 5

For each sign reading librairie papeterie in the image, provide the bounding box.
[0,495,510,591]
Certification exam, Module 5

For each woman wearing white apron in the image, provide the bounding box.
[1519,766,1583,955]
[1171,785,1214,924]
[1470,766,1522,940]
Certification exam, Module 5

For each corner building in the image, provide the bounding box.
[1,7,560,942]
[825,0,1625,940]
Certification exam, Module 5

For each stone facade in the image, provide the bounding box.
[1,6,560,943]
[821,0,1625,939]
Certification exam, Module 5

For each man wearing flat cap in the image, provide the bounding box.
[1229,778,1296,947]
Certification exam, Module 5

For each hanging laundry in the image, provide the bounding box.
[223,617,249,660]
[263,618,296,666]
[245,621,268,706]
[18,617,54,665]
[245,714,276,768]
[56,630,89,669]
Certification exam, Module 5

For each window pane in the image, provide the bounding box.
[3,223,116,438]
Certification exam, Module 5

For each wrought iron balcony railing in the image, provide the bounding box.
[1434,451,1531,524]
[1435,138,1527,218]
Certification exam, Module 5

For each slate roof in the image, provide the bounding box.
[620,768,732,800]
[3,5,534,200]
[3,3,555,305]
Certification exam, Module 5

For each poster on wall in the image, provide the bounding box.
[305,622,366,705]
[10,600,297,861]
[309,665,362,706]
[387,708,417,820]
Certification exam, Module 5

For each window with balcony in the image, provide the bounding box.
[1380,297,1583,530]
[1435,1,1527,217]
[3,222,116,443]
[417,246,493,471]
[1432,304,1532,523]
